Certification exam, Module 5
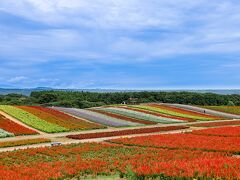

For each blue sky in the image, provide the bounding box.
[0,0,240,89]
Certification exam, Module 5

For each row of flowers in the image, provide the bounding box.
[89,108,157,125]
[136,104,220,120]
[67,126,189,140]
[101,107,184,124]
[0,113,37,136]
[0,138,50,148]
[120,106,194,122]
[53,107,137,127]
[0,105,67,133]
[191,120,240,127]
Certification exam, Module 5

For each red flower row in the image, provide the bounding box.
[0,114,37,135]
[67,126,189,140]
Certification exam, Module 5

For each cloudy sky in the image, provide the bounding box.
[0,0,240,89]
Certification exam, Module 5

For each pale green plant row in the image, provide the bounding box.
[101,107,184,124]
[131,105,214,121]
[0,128,14,138]
[0,105,68,133]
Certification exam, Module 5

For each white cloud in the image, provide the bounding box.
[0,0,240,64]
[7,76,27,83]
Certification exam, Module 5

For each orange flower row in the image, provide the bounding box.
[0,114,37,135]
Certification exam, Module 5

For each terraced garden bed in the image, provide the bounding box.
[101,107,184,124]
[0,113,38,136]
[17,106,103,130]
[134,104,219,120]
[0,105,67,133]
[122,106,195,122]
[53,107,138,127]
[89,108,157,125]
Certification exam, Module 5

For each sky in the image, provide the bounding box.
[0,0,240,89]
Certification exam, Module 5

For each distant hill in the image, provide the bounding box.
[1,88,240,96]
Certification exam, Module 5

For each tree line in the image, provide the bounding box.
[0,90,240,108]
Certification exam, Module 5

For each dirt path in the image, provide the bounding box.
[0,110,45,135]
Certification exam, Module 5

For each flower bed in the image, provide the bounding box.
[110,133,240,152]
[135,104,218,120]
[33,106,104,129]
[191,120,240,127]
[192,126,240,137]
[0,105,67,133]
[122,106,195,122]
[53,107,137,127]
[89,108,157,125]
[1,142,240,179]
[67,126,189,140]
[0,114,38,136]
[102,107,184,124]
[17,106,103,130]
[0,138,51,148]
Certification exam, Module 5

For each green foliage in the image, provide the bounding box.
[1,91,240,108]
[227,101,235,106]
[38,93,57,104]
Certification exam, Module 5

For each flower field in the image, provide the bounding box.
[89,108,157,125]
[133,104,220,120]
[0,105,105,133]
[53,107,139,127]
[0,138,51,148]
[0,105,67,133]
[119,106,195,122]
[192,126,240,137]
[67,126,189,140]
[0,113,38,136]
[1,142,240,179]
[99,107,184,124]
[201,106,240,115]
[2,103,240,179]
[17,106,104,130]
